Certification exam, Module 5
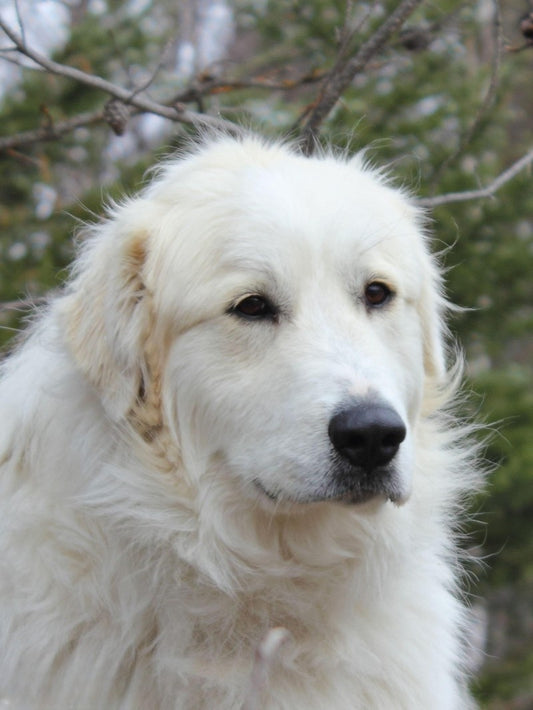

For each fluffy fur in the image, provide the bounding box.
[0,136,481,709]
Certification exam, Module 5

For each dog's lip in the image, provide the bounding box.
[253,479,280,501]
[331,488,408,506]
[329,481,409,506]
[253,479,407,506]
[329,488,388,505]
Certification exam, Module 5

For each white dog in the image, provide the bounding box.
[0,136,481,709]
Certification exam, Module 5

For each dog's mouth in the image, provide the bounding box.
[253,471,406,507]
[328,463,407,505]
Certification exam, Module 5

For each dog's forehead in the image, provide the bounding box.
[147,142,429,305]
[221,156,424,274]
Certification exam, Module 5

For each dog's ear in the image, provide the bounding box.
[418,262,447,382]
[61,227,150,421]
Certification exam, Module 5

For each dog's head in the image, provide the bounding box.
[62,137,449,509]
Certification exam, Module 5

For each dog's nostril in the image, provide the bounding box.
[383,430,405,448]
[329,403,406,473]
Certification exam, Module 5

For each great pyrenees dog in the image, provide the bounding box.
[0,136,481,709]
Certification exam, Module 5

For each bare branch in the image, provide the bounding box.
[0,48,46,70]
[172,69,326,104]
[0,109,105,151]
[128,44,172,101]
[417,147,533,208]
[0,16,239,135]
[430,0,503,186]
[299,0,424,154]
[0,30,324,152]
[13,0,26,46]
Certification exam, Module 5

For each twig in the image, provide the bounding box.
[417,147,533,207]
[13,0,25,47]
[3,147,42,166]
[0,16,239,135]
[120,37,173,102]
[128,54,167,101]
[299,0,424,154]
[0,109,105,151]
[430,0,502,186]
[0,54,324,150]
[334,0,370,64]
[172,69,326,104]
[0,48,47,70]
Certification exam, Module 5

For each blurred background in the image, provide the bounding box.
[0,1,532,706]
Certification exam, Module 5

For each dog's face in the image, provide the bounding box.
[65,139,446,510]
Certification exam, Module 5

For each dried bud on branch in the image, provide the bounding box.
[103,99,131,136]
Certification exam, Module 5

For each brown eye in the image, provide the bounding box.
[365,282,392,308]
[232,295,277,320]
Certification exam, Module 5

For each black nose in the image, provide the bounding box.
[328,403,406,473]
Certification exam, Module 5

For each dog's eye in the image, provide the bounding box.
[364,282,392,308]
[232,295,277,320]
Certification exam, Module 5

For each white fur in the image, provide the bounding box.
[0,136,481,709]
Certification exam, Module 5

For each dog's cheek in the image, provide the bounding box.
[385,310,426,423]
[164,328,284,449]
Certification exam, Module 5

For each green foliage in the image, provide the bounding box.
[477,652,533,708]
[471,367,533,587]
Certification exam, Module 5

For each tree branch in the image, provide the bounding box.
[299,0,424,154]
[0,109,105,151]
[429,0,503,187]
[172,69,326,104]
[0,13,327,153]
[417,147,533,207]
[0,69,328,152]
[0,16,239,136]
[13,0,26,47]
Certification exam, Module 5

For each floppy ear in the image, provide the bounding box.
[61,226,151,421]
[418,262,448,382]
